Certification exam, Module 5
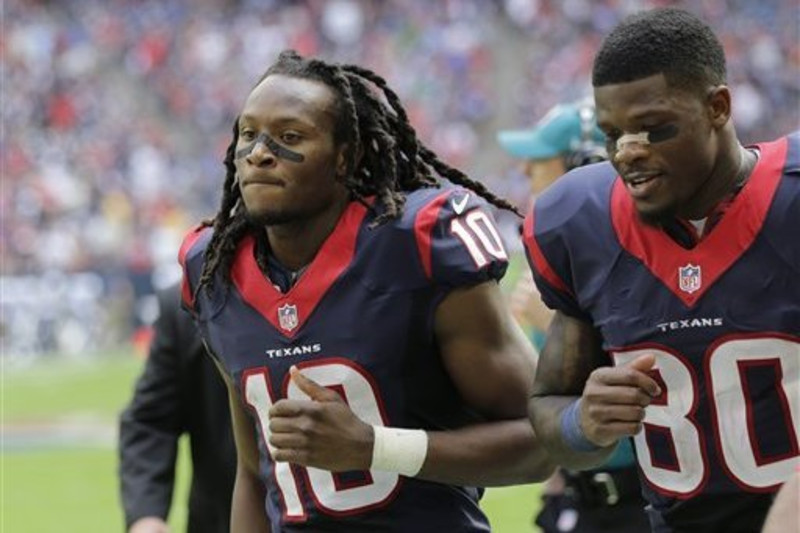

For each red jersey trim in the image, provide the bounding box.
[611,137,787,307]
[178,224,210,310]
[231,201,369,338]
[413,190,452,281]
[523,207,573,296]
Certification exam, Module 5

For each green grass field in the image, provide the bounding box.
[1,349,542,532]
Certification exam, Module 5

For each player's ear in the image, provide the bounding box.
[706,85,731,130]
[335,142,364,180]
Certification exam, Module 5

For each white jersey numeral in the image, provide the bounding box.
[450,210,507,268]
[708,337,799,489]
[613,335,799,496]
[244,360,399,518]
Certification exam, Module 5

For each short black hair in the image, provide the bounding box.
[592,8,727,95]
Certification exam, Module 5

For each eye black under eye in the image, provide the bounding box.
[646,123,679,143]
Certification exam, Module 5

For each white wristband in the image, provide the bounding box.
[370,425,429,477]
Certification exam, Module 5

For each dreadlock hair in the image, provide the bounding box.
[197,50,518,295]
[592,8,727,97]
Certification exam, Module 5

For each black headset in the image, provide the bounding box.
[563,99,608,171]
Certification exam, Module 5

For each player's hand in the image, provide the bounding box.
[268,366,374,472]
[579,353,661,447]
[129,517,170,533]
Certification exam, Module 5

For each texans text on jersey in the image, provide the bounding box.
[655,317,723,333]
[266,343,322,359]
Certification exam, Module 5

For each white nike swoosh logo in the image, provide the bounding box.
[452,193,470,215]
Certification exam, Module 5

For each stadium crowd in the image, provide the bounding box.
[4,0,798,356]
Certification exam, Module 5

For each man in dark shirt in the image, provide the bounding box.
[119,283,235,533]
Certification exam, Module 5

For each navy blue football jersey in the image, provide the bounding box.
[180,185,509,532]
[524,133,800,532]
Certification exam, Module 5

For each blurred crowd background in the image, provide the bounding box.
[3,0,799,360]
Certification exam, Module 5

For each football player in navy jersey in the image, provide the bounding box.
[179,50,553,532]
[525,8,799,533]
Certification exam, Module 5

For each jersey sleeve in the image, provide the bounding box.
[411,187,509,288]
[776,132,800,269]
[177,224,213,314]
[522,177,592,321]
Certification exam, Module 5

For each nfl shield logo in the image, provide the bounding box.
[278,304,299,332]
[678,264,702,294]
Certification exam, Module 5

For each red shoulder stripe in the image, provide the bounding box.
[178,224,209,310]
[523,207,573,296]
[413,190,452,281]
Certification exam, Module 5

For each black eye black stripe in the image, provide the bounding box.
[648,123,679,144]
[235,132,305,162]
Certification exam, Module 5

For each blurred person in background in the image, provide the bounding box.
[119,282,235,533]
[498,100,650,533]
[497,98,608,352]
[525,8,799,532]
[180,49,553,532]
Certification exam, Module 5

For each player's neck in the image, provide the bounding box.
[678,144,756,220]
[265,197,351,271]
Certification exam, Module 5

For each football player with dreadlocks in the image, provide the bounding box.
[179,50,553,532]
